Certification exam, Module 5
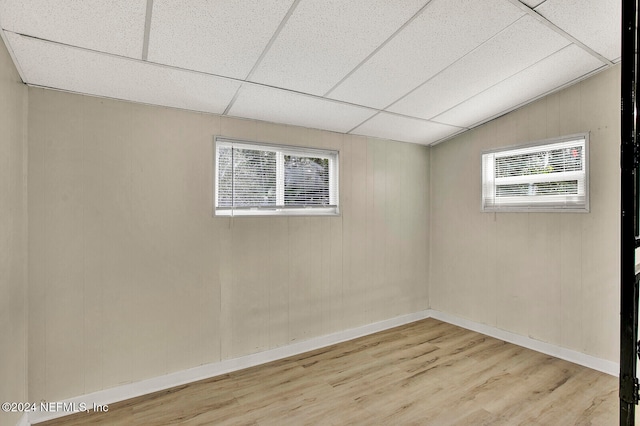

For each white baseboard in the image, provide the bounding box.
[24,308,619,425]
[26,310,431,425]
[428,309,619,377]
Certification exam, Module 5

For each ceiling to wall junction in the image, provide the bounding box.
[0,0,619,145]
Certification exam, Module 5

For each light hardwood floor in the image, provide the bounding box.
[37,318,618,425]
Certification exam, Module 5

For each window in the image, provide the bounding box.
[482,133,589,212]
[215,137,339,216]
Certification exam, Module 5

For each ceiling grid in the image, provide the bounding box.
[433,44,606,128]
[222,0,303,116]
[508,0,615,65]
[0,0,620,145]
[322,0,437,98]
[141,0,153,61]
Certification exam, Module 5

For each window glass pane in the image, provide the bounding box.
[481,134,588,212]
[533,180,578,195]
[215,138,339,216]
[495,145,583,178]
[233,148,277,207]
[496,180,578,197]
[217,146,233,207]
[284,155,330,206]
[495,183,529,197]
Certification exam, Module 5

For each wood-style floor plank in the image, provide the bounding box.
[36,318,618,425]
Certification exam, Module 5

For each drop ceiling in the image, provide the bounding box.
[0,0,619,145]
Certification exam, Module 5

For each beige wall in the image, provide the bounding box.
[0,37,28,426]
[430,65,620,362]
[27,88,430,402]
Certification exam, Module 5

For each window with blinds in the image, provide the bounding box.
[482,134,589,212]
[215,137,339,216]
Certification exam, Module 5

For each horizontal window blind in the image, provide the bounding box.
[215,138,339,216]
[482,135,588,212]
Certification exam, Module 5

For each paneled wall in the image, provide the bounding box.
[0,36,28,426]
[27,88,430,402]
[430,65,620,362]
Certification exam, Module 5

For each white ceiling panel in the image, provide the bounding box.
[229,84,376,134]
[351,113,463,145]
[327,0,525,109]
[535,0,620,61]
[7,33,241,114]
[0,0,7,27]
[520,0,545,7]
[249,0,428,95]
[0,0,146,58]
[147,0,293,80]
[388,14,572,120]
[435,45,604,128]
[0,0,619,146]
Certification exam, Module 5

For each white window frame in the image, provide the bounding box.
[481,133,589,213]
[214,136,339,217]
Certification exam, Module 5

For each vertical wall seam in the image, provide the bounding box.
[427,145,432,309]
[22,80,29,402]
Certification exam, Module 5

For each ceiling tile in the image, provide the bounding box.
[0,0,7,27]
[7,33,241,114]
[0,0,146,58]
[388,14,571,120]
[249,0,428,96]
[327,0,525,109]
[520,0,545,7]
[0,0,619,147]
[228,84,376,134]
[535,0,620,61]
[147,0,293,80]
[434,45,604,128]
[351,113,463,145]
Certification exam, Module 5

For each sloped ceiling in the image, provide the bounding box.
[0,0,619,145]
